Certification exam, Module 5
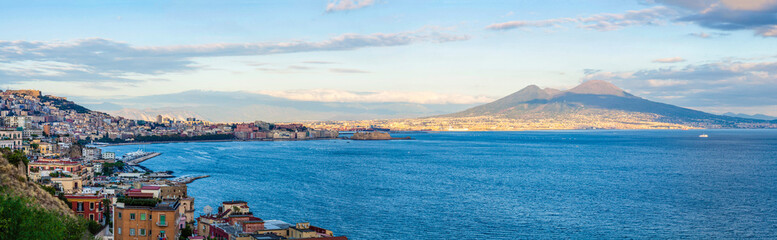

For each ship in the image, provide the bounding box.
[699,134,709,138]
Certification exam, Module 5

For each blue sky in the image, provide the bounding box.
[1,0,776,115]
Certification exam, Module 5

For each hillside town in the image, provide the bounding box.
[2,89,346,240]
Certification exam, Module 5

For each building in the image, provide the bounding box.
[37,142,58,156]
[0,129,22,149]
[3,116,32,129]
[65,195,105,223]
[82,147,102,161]
[160,184,187,200]
[198,201,346,240]
[114,199,181,240]
[102,151,116,160]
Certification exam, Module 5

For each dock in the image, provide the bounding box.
[126,152,161,165]
[172,175,210,184]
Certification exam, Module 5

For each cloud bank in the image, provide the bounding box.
[583,58,777,109]
[486,6,678,31]
[489,1,777,37]
[254,89,496,105]
[0,28,468,85]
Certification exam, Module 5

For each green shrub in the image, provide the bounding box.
[0,193,90,240]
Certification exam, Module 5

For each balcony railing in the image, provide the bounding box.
[156,221,167,227]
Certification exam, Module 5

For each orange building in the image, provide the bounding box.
[114,200,180,240]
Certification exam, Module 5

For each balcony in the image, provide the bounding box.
[156,221,167,227]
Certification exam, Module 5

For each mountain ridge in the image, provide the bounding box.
[440,80,773,129]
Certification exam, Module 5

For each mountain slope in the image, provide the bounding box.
[440,80,771,129]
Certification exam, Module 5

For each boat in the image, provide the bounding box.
[699,134,709,138]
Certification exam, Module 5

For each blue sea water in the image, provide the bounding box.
[102,130,777,239]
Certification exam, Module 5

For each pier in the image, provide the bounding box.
[172,175,210,184]
[125,152,161,165]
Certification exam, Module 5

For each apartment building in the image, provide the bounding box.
[114,199,180,240]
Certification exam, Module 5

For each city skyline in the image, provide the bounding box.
[1,0,777,116]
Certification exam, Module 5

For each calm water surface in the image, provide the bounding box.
[103,130,777,239]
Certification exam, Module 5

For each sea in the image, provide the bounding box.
[101,130,777,239]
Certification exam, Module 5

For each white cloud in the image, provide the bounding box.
[486,6,678,31]
[582,58,777,108]
[647,79,689,86]
[653,57,686,63]
[326,0,375,12]
[0,27,469,84]
[254,89,496,105]
[486,18,576,30]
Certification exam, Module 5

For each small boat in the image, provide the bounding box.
[699,134,709,138]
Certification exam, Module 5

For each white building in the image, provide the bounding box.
[102,152,116,160]
[82,147,102,161]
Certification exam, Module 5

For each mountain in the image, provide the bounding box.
[442,80,772,129]
[722,112,777,121]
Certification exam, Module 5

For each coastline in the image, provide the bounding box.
[104,137,340,146]
[103,128,775,147]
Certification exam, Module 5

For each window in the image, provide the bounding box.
[77,202,84,212]
[140,213,146,221]
[90,202,94,210]
[139,228,145,236]
[117,212,121,219]
[129,228,135,236]
[89,214,94,221]
[117,228,121,235]
[130,213,135,220]
[159,214,166,226]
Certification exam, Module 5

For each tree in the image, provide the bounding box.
[180,225,193,240]
[1,148,29,168]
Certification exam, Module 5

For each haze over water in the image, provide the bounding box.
[103,130,777,239]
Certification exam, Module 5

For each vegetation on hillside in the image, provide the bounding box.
[0,189,93,240]
[1,148,28,168]
[39,95,91,113]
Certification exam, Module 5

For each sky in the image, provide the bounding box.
[1,0,776,116]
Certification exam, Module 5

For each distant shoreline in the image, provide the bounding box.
[103,137,340,146]
[101,129,777,147]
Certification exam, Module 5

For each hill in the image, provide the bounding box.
[441,80,773,129]
[0,150,95,239]
[39,95,92,114]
